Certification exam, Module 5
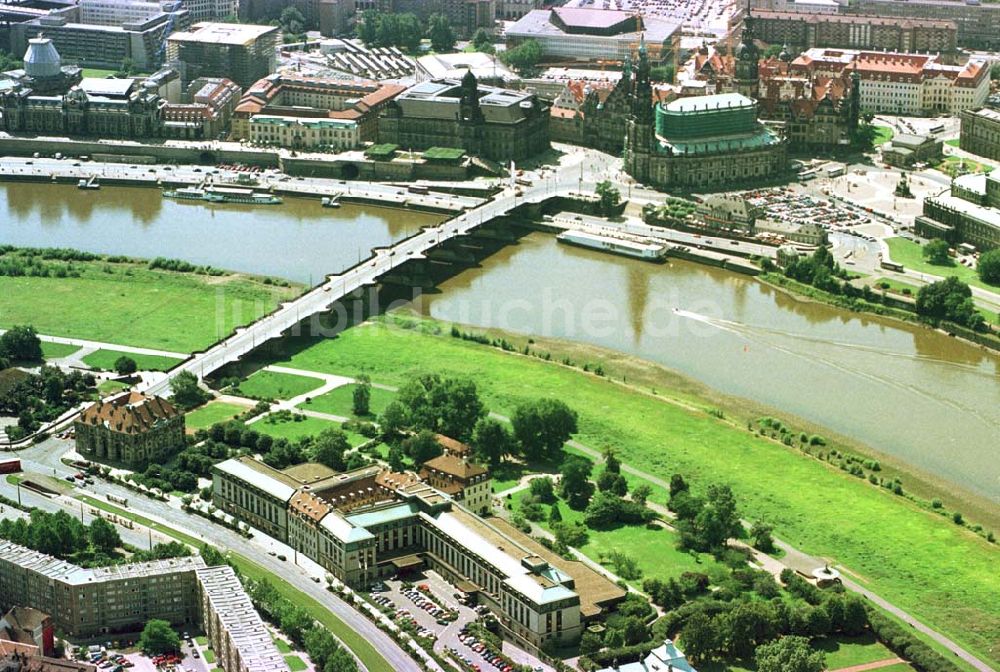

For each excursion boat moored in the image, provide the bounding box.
[556,230,666,262]
[162,186,282,205]
[321,195,341,208]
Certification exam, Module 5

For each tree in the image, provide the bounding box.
[352,375,371,416]
[841,595,868,636]
[313,427,350,471]
[138,620,180,654]
[977,248,1000,286]
[279,6,305,41]
[750,520,775,553]
[922,239,951,265]
[584,491,653,528]
[755,636,825,672]
[579,631,602,655]
[0,325,42,362]
[357,9,378,45]
[680,612,718,663]
[499,39,542,75]
[396,13,423,52]
[553,520,588,547]
[398,374,485,442]
[632,484,652,506]
[379,401,409,438]
[512,398,578,462]
[114,356,138,376]
[471,28,494,53]
[89,517,121,554]
[470,417,513,468]
[678,483,742,552]
[649,64,675,83]
[427,13,455,52]
[724,601,779,659]
[323,647,358,672]
[169,370,209,410]
[528,476,556,503]
[915,276,983,330]
[559,455,594,510]
[595,180,621,215]
[548,503,563,525]
[402,429,442,464]
[669,473,689,498]
[387,445,406,472]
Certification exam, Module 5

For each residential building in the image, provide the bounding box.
[182,0,240,21]
[162,76,241,139]
[755,218,828,246]
[882,133,942,167]
[0,608,53,657]
[757,54,858,149]
[196,566,288,672]
[959,107,1000,163]
[0,652,96,672]
[916,171,1000,251]
[419,447,492,515]
[506,8,681,64]
[697,194,757,233]
[843,0,1000,50]
[167,22,279,88]
[750,9,957,53]
[232,74,404,143]
[0,542,287,672]
[378,73,550,162]
[246,115,358,149]
[74,392,184,468]
[787,48,989,116]
[215,459,627,648]
[625,41,786,191]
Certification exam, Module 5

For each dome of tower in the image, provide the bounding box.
[24,37,62,79]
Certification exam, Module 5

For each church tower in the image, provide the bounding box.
[733,0,760,99]
[458,69,484,155]
[624,36,655,182]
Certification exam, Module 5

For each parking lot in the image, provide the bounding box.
[81,639,208,672]
[369,570,550,672]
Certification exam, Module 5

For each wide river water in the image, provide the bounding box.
[2,184,999,503]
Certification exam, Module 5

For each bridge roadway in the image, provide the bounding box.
[140,175,583,397]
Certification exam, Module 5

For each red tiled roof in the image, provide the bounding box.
[78,392,180,435]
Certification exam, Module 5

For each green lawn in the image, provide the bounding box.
[259,316,1000,668]
[195,636,208,646]
[872,277,920,296]
[884,237,995,292]
[202,650,215,664]
[814,634,897,669]
[272,638,292,654]
[238,370,324,401]
[0,259,300,352]
[81,68,119,78]
[40,341,81,360]
[97,380,130,395]
[872,126,894,146]
[283,656,307,672]
[511,490,726,587]
[946,139,961,147]
[254,414,340,442]
[299,383,396,418]
[82,349,184,372]
[185,402,248,430]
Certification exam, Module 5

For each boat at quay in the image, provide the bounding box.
[163,186,282,205]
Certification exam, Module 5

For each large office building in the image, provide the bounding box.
[232,74,404,144]
[213,457,625,649]
[787,48,988,116]
[842,0,1000,50]
[378,72,550,162]
[74,392,184,468]
[917,171,1000,251]
[167,22,278,88]
[750,9,957,53]
[0,542,287,672]
[9,1,191,71]
[506,7,681,64]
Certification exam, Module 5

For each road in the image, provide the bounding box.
[7,438,422,672]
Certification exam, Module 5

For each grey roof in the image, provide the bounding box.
[214,458,297,503]
[664,92,752,113]
[23,38,61,79]
[79,77,134,97]
[319,511,375,544]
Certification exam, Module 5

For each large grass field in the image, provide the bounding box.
[510,490,726,587]
[0,259,300,352]
[238,370,324,401]
[185,401,248,430]
[259,316,1000,667]
[253,414,340,442]
[40,341,81,360]
[884,237,996,292]
[299,383,397,418]
[815,634,898,669]
[82,349,184,372]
